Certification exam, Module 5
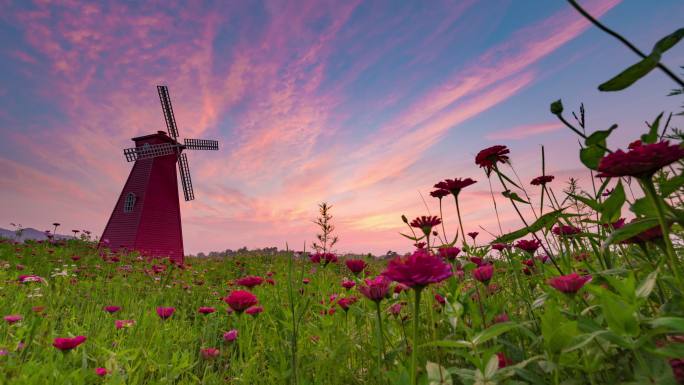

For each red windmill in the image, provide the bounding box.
[99,86,219,262]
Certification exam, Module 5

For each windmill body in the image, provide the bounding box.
[99,86,219,262]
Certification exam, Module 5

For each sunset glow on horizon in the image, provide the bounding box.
[1,0,683,255]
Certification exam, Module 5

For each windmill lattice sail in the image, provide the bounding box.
[100,85,219,262]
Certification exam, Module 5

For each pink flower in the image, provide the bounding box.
[345,259,367,274]
[410,216,442,236]
[547,273,592,294]
[597,141,684,178]
[201,347,220,359]
[18,275,46,284]
[434,293,446,306]
[382,249,453,289]
[393,283,409,294]
[493,313,510,323]
[235,276,264,288]
[433,178,477,197]
[467,232,479,240]
[358,276,391,302]
[341,279,356,290]
[95,368,108,376]
[4,314,22,324]
[115,319,135,329]
[438,247,461,261]
[472,264,494,284]
[310,253,338,265]
[552,225,581,237]
[198,307,216,314]
[104,306,121,314]
[53,336,86,351]
[302,278,311,285]
[430,189,450,199]
[497,352,512,368]
[491,243,510,252]
[515,239,541,254]
[530,175,554,186]
[337,296,358,311]
[223,329,238,342]
[224,290,258,313]
[245,306,263,316]
[475,145,510,174]
[156,307,175,320]
[388,302,403,317]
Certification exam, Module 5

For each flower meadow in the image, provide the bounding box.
[2,4,684,385]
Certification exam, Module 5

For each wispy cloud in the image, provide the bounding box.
[486,122,564,140]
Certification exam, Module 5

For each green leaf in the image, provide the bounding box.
[426,362,453,385]
[636,270,658,299]
[641,112,663,144]
[586,124,617,146]
[502,190,529,204]
[423,340,474,349]
[550,99,563,115]
[399,232,423,241]
[602,218,659,247]
[483,354,499,379]
[630,197,656,217]
[600,181,625,223]
[598,52,661,91]
[649,317,684,333]
[567,193,600,211]
[580,145,605,170]
[659,174,684,196]
[561,330,610,353]
[652,28,684,55]
[493,209,564,243]
[601,291,639,337]
[471,322,519,345]
[541,303,578,354]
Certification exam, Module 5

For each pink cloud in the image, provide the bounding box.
[485,122,564,140]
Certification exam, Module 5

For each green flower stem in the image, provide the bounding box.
[411,287,423,385]
[438,198,448,244]
[375,301,385,372]
[640,178,682,285]
[454,196,467,248]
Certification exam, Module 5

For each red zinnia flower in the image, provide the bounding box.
[53,336,86,351]
[345,259,367,274]
[497,352,513,368]
[358,276,391,302]
[341,279,356,290]
[4,314,22,324]
[201,347,220,359]
[434,293,446,306]
[530,175,554,186]
[95,368,108,377]
[104,306,121,314]
[223,329,238,342]
[475,145,510,174]
[115,319,135,329]
[18,275,46,284]
[547,273,592,294]
[493,313,510,323]
[438,246,461,261]
[382,249,453,288]
[156,307,175,320]
[302,278,311,285]
[337,296,358,311]
[515,239,541,254]
[245,306,263,316]
[467,232,479,240]
[491,243,510,251]
[235,276,264,288]
[430,189,450,199]
[433,178,477,197]
[409,216,442,236]
[597,141,684,178]
[552,225,581,237]
[393,283,409,294]
[472,264,494,284]
[198,307,216,314]
[224,290,258,313]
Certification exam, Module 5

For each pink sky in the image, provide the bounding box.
[0,0,682,255]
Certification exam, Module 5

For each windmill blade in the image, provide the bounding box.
[178,153,195,201]
[184,138,219,150]
[123,143,179,162]
[157,85,179,139]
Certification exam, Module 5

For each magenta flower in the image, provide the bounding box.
[337,296,358,311]
[103,306,121,314]
[53,336,86,351]
[552,225,581,237]
[115,319,135,329]
[156,307,175,320]
[433,178,477,197]
[223,329,238,342]
[358,276,391,302]
[18,275,46,284]
[235,276,264,288]
[530,175,554,186]
[409,216,442,236]
[434,293,446,306]
[341,279,356,290]
[475,145,510,174]
[430,189,450,199]
[302,278,311,285]
[467,232,479,240]
[472,264,494,284]
[201,347,220,359]
[224,290,258,313]
[597,141,684,178]
[95,368,108,376]
[245,306,263,316]
[382,249,453,289]
[493,313,510,323]
[515,239,541,254]
[388,302,403,317]
[491,243,510,252]
[345,259,367,274]
[4,315,22,324]
[547,273,592,294]
[438,247,461,261]
[198,307,216,314]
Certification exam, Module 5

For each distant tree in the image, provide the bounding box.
[312,202,338,254]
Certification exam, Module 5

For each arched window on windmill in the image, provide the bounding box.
[123,192,136,213]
